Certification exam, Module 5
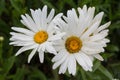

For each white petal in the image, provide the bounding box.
[21,15,37,32]
[15,44,38,56]
[93,54,104,61]
[28,47,37,63]
[75,53,89,71]
[30,9,42,30]
[25,14,39,31]
[38,50,44,63]
[42,5,47,20]
[11,27,34,36]
[52,49,66,62]
[92,12,104,24]
[72,55,77,75]
[90,30,109,41]
[77,5,89,35]
[77,7,95,36]
[71,8,78,22]
[38,43,46,52]
[83,41,104,48]
[45,43,57,55]
[49,13,63,32]
[80,52,93,67]
[89,56,94,62]
[52,13,63,23]
[62,16,68,23]
[86,7,95,25]
[40,5,48,30]
[53,18,67,32]
[81,46,104,54]
[81,21,100,39]
[67,10,77,33]
[10,32,33,41]
[94,21,111,34]
[102,38,110,43]
[59,56,69,74]
[75,52,93,71]
[48,32,66,41]
[47,9,55,22]
[82,5,87,14]
[68,55,76,75]
[53,39,64,45]
[91,38,109,48]
[38,43,44,52]
[10,41,35,46]
[52,53,68,69]
[9,41,21,45]
[38,42,51,53]
[68,55,73,74]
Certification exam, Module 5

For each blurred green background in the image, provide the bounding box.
[0,0,120,80]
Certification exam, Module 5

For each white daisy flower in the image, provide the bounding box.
[52,5,111,75]
[10,5,65,63]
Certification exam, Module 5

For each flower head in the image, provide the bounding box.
[10,5,65,63]
[52,5,111,75]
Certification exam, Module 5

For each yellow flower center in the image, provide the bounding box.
[34,31,48,44]
[65,36,82,53]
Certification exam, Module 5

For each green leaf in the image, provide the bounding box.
[3,56,15,75]
[0,0,5,15]
[13,67,27,80]
[0,19,10,34]
[28,68,47,80]
[0,75,5,80]
[110,62,120,79]
[0,42,3,61]
[106,44,119,52]
[52,69,59,80]
[98,65,113,79]
[80,68,87,80]
[41,0,56,9]
[93,60,101,72]
[64,0,77,8]
[10,0,21,13]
